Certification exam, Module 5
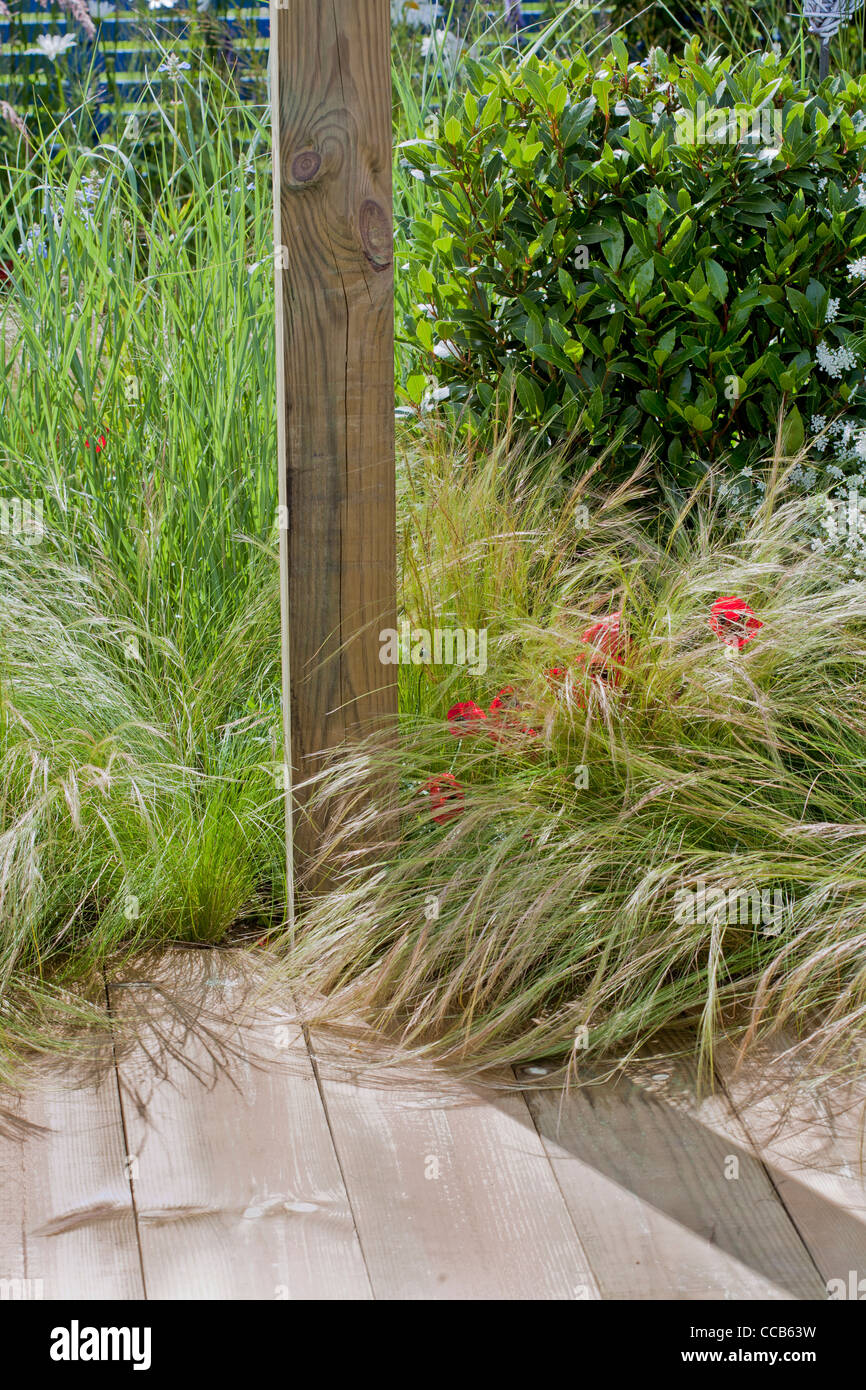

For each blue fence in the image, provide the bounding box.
[0,2,569,131]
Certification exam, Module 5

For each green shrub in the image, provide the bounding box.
[402,41,866,475]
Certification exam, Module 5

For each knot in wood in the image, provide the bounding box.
[359,199,392,271]
[291,150,322,184]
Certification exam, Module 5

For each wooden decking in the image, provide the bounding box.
[1,949,864,1300]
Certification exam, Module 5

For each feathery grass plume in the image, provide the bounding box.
[272,428,866,1085]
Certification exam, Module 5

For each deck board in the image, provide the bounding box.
[3,950,863,1300]
[716,1035,866,1297]
[108,951,371,1300]
[521,1052,827,1300]
[306,1032,600,1300]
[0,1063,144,1300]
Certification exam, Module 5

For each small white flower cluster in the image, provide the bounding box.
[816,338,858,377]
[789,462,819,489]
[810,486,866,576]
[810,415,866,462]
[825,297,840,323]
[847,256,866,279]
[800,414,866,576]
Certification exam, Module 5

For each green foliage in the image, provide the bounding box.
[401,42,866,473]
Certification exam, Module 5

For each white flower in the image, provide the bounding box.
[847,256,866,279]
[811,414,826,434]
[35,33,77,62]
[825,297,840,323]
[816,339,857,377]
[857,184,866,207]
[432,339,457,359]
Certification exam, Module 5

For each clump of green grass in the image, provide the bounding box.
[275,428,866,1082]
[0,68,288,1077]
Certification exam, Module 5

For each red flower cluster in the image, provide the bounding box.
[544,666,568,687]
[576,614,627,686]
[423,598,762,825]
[708,596,762,650]
[83,431,107,454]
[446,700,487,735]
[424,772,464,825]
[448,688,538,743]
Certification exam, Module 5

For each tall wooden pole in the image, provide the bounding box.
[270,0,397,906]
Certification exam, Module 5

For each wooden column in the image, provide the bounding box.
[270,0,397,900]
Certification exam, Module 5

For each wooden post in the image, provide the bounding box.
[270,0,397,904]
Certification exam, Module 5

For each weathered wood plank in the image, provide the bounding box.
[0,1065,144,1300]
[522,1053,827,1300]
[110,951,371,1300]
[716,1035,866,1296]
[271,0,397,867]
[308,1033,599,1300]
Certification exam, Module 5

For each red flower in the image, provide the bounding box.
[447,701,487,735]
[424,773,464,825]
[0,262,13,285]
[709,596,762,650]
[544,666,568,687]
[489,685,521,713]
[83,430,107,453]
[577,614,627,686]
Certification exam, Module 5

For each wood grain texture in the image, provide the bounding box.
[0,1067,144,1300]
[521,1053,827,1300]
[716,1035,866,1294]
[271,0,397,866]
[109,951,371,1300]
[308,1034,600,1300]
